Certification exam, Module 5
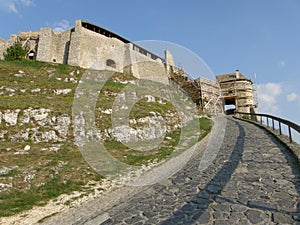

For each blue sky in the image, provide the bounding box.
[0,0,300,126]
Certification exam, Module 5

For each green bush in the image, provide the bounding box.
[3,42,27,61]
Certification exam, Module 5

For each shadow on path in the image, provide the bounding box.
[160,118,246,224]
[160,117,300,224]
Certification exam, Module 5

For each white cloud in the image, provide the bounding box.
[0,0,34,15]
[53,20,71,32]
[257,82,282,114]
[287,92,300,102]
[7,1,17,13]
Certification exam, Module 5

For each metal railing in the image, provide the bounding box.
[236,112,300,143]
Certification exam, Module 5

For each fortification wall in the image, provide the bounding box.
[67,23,168,84]
[126,45,168,84]
[1,20,173,86]
[52,30,71,64]
[36,28,54,63]
[67,28,80,67]
[36,28,71,64]
[68,24,126,71]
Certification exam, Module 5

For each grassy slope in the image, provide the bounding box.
[0,60,212,217]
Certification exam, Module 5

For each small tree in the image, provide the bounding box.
[3,42,27,61]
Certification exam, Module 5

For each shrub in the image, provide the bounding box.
[3,42,27,61]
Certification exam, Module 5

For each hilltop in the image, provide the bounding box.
[0,59,211,223]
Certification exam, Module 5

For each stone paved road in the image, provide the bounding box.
[46,116,300,225]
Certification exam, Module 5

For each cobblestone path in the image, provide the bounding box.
[47,117,300,225]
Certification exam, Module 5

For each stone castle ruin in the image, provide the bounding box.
[216,70,257,114]
[0,20,256,114]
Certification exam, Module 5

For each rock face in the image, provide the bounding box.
[1,99,182,145]
[0,107,71,143]
[110,115,167,143]
[73,105,181,148]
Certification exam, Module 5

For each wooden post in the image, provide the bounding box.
[260,116,262,125]
[279,122,282,135]
[288,126,292,143]
[272,119,275,130]
[267,117,269,127]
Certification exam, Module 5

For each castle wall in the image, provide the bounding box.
[67,27,81,67]
[36,28,71,64]
[67,21,169,84]
[1,20,170,86]
[126,44,168,84]
[53,30,71,64]
[68,23,127,71]
[36,28,53,63]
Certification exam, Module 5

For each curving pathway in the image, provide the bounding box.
[45,116,300,225]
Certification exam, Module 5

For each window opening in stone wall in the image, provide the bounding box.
[106,59,116,68]
[27,50,35,60]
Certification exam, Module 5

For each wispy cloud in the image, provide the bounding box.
[53,19,71,32]
[257,82,282,114]
[0,0,34,15]
[287,92,300,103]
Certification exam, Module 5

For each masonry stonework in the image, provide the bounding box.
[0,20,257,114]
[0,20,168,84]
[216,70,257,114]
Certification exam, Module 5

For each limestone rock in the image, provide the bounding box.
[112,116,167,143]
[0,183,12,192]
[3,109,20,126]
[34,130,60,143]
[24,145,31,151]
[53,89,72,95]
[54,115,71,137]
[31,88,41,93]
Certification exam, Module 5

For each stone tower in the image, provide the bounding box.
[216,70,257,114]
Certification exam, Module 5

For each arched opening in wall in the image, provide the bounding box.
[27,50,35,60]
[224,97,236,115]
[225,104,236,115]
[106,59,116,69]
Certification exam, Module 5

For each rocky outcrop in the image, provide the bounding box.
[0,108,71,143]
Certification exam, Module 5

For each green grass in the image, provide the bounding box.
[0,60,101,217]
[0,142,103,217]
[199,117,213,140]
[0,177,86,217]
